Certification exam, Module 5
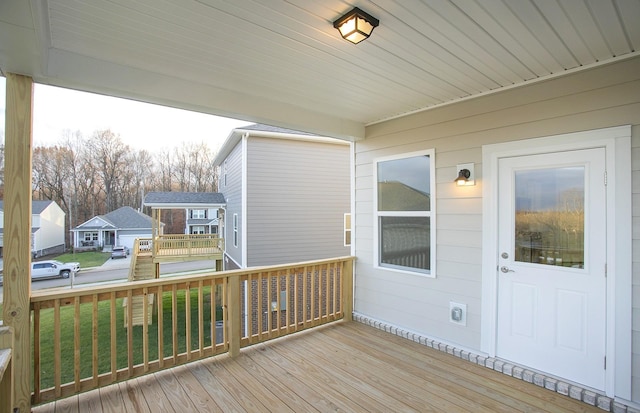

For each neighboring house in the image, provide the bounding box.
[186,207,219,235]
[143,192,226,234]
[0,200,66,258]
[213,124,350,270]
[71,206,159,250]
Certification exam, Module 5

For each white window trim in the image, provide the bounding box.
[233,213,239,248]
[223,160,228,187]
[192,209,206,219]
[344,213,351,247]
[373,149,436,277]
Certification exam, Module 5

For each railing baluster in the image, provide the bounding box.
[32,303,41,403]
[92,295,99,386]
[222,277,228,350]
[285,272,291,334]
[143,287,149,372]
[185,282,192,361]
[209,278,218,354]
[257,272,263,342]
[157,286,164,368]
[277,272,282,334]
[303,266,309,327]
[332,262,337,320]
[311,266,317,325]
[74,296,81,392]
[172,284,178,362]
[198,280,204,357]
[126,289,133,376]
[110,292,117,382]
[53,299,61,398]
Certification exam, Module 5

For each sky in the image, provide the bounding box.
[0,77,252,152]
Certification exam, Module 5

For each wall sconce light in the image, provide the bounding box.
[454,163,475,186]
[333,7,379,44]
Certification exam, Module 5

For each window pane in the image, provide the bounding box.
[380,216,430,271]
[514,167,585,268]
[378,155,431,211]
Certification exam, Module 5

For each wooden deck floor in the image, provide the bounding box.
[32,321,601,413]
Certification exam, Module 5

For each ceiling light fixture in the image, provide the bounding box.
[333,7,379,44]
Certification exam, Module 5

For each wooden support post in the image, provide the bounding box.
[342,258,354,322]
[0,326,15,413]
[227,274,241,358]
[3,73,34,412]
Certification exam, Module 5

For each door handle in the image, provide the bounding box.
[500,266,515,273]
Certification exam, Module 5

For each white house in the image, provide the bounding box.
[0,200,66,258]
[213,124,351,270]
[70,206,158,250]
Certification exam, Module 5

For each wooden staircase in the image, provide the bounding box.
[128,254,154,281]
[124,240,156,328]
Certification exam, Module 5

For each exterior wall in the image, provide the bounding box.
[245,137,350,267]
[220,140,244,269]
[354,57,640,400]
[32,203,66,254]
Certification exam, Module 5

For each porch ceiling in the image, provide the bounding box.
[1,1,638,140]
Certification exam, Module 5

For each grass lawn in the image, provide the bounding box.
[35,288,223,390]
[52,251,111,269]
[1,288,224,390]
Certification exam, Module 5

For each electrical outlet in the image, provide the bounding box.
[449,302,467,326]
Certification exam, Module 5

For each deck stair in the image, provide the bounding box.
[124,240,155,328]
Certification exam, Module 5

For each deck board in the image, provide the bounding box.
[33,321,603,413]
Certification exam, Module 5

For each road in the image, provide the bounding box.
[0,258,218,302]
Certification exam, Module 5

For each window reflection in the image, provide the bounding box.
[514,167,585,268]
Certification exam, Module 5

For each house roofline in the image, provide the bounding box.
[213,126,348,166]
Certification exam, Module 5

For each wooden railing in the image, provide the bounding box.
[136,238,153,254]
[29,256,354,405]
[0,325,14,413]
[154,234,224,258]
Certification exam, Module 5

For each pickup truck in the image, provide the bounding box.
[0,260,80,286]
[31,260,80,279]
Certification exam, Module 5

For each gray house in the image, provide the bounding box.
[0,200,66,258]
[71,206,157,250]
[213,124,351,270]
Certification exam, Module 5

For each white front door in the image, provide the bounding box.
[496,148,607,390]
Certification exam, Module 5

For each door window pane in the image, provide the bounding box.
[514,167,584,268]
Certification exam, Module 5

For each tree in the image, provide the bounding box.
[88,129,131,212]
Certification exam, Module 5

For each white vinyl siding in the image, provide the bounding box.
[245,137,350,267]
[220,143,243,266]
[354,57,640,400]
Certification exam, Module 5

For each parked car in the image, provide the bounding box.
[0,260,80,285]
[32,260,80,279]
[111,246,129,259]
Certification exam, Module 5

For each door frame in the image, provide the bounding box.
[481,125,631,398]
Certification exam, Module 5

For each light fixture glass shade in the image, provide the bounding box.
[333,7,379,44]
[455,169,471,186]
